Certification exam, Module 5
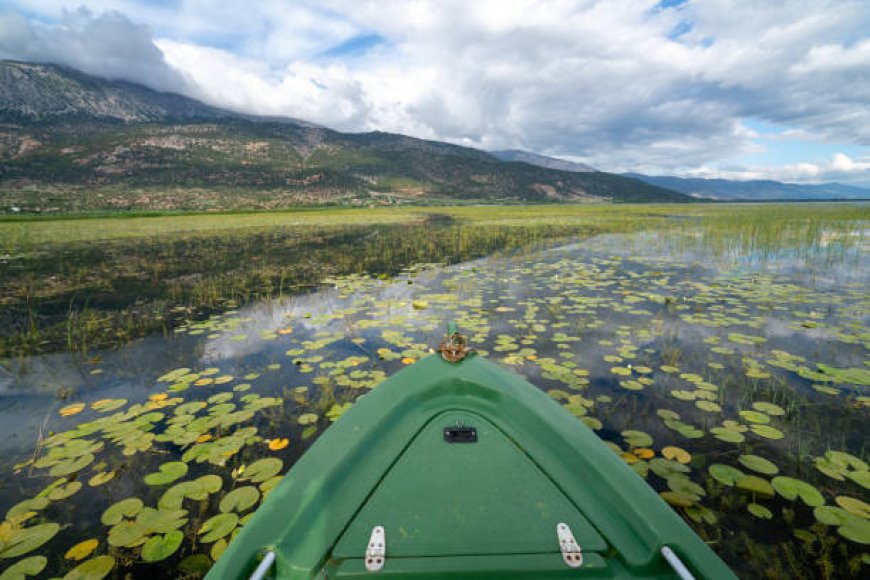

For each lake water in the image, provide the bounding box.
[0,208,867,578]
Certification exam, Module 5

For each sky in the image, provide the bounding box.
[1,0,869,186]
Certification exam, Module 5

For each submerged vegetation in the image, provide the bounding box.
[0,202,867,578]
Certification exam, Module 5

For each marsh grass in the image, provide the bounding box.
[0,201,865,358]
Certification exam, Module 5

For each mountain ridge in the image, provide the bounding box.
[624,173,870,201]
[0,60,690,212]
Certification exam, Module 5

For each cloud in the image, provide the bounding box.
[684,152,870,185]
[2,1,869,182]
[0,6,186,93]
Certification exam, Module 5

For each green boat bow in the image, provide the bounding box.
[207,352,735,579]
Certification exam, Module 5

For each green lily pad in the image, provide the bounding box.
[772,476,825,506]
[298,413,318,426]
[0,523,60,558]
[750,424,784,440]
[107,521,149,548]
[198,474,224,494]
[667,477,706,500]
[814,506,870,544]
[61,555,116,580]
[101,498,143,526]
[736,475,775,498]
[0,555,47,579]
[739,410,770,424]
[219,486,260,513]
[159,481,205,510]
[747,503,773,519]
[660,491,695,507]
[49,453,95,477]
[48,481,82,501]
[695,400,721,412]
[710,427,745,443]
[847,471,870,489]
[199,513,239,543]
[838,518,870,544]
[814,506,853,526]
[835,496,870,518]
[621,430,653,448]
[137,507,189,534]
[708,464,745,486]
[752,401,785,416]
[141,531,184,562]
[649,458,690,479]
[88,471,115,487]
[238,458,283,483]
[143,461,188,486]
[670,390,696,401]
[738,454,779,476]
[6,498,48,521]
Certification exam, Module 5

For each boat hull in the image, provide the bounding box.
[207,354,734,579]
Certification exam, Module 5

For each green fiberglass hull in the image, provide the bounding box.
[207,353,734,579]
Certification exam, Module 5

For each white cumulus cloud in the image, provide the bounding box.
[1,0,868,184]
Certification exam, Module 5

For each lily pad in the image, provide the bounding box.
[88,472,115,487]
[0,555,47,579]
[835,496,870,518]
[650,458,690,479]
[747,503,773,519]
[838,518,870,544]
[738,454,779,476]
[736,475,775,498]
[238,458,283,483]
[695,400,721,413]
[219,486,260,513]
[7,498,48,520]
[709,464,745,486]
[739,410,770,424]
[660,491,695,507]
[750,424,784,440]
[710,427,745,443]
[101,498,144,526]
[143,462,188,486]
[662,446,691,464]
[198,474,224,494]
[772,476,825,506]
[141,531,184,562]
[49,481,82,501]
[199,513,239,543]
[61,555,115,580]
[752,401,785,416]
[49,453,95,477]
[64,539,99,561]
[667,477,705,499]
[0,523,60,558]
[621,430,653,448]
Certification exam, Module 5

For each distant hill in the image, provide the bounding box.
[0,60,689,212]
[625,173,870,201]
[491,150,597,172]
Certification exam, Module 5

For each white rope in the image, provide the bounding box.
[661,546,696,580]
[249,551,276,580]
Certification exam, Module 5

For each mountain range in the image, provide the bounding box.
[0,60,689,213]
[622,174,870,201]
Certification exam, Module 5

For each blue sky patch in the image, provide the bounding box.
[319,34,386,60]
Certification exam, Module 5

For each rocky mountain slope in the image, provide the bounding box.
[0,60,690,212]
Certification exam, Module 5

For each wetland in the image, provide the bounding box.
[0,203,867,579]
